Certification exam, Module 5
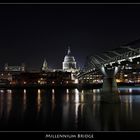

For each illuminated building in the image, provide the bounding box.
[79,59,140,84]
[116,60,140,83]
[42,59,48,72]
[0,63,26,83]
[0,71,12,82]
[62,46,79,73]
[4,63,26,72]
[78,69,103,84]
[11,71,74,85]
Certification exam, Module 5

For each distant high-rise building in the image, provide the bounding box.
[42,59,48,71]
[62,46,78,73]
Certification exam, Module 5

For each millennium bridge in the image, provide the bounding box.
[78,38,140,103]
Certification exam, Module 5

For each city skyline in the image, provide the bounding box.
[1,3,140,137]
[1,4,140,70]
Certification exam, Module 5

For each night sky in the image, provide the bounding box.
[0,4,140,70]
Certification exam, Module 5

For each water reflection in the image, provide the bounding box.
[121,95,133,121]
[37,89,41,113]
[51,89,55,114]
[0,88,139,131]
[74,89,79,103]
[81,94,84,102]
[23,91,26,112]
[0,91,12,122]
[6,91,12,120]
[0,93,3,119]
[100,104,121,131]
[66,89,69,94]
[74,102,79,129]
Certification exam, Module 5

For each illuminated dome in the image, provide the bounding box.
[62,46,77,72]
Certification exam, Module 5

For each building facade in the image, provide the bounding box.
[62,47,78,73]
[42,59,48,72]
[4,63,26,72]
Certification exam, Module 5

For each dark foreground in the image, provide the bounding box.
[0,87,140,131]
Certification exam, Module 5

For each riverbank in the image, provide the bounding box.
[0,82,140,89]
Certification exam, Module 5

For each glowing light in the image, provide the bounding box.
[24,89,26,94]
[129,88,132,93]
[118,61,121,64]
[101,66,106,76]
[52,92,55,102]
[7,89,12,93]
[0,90,4,93]
[75,94,79,103]
[129,58,133,62]
[66,93,69,102]
[75,88,79,94]
[116,79,121,83]
[114,67,119,75]
[23,91,26,111]
[23,92,26,101]
[23,81,26,84]
[37,90,41,112]
[75,103,79,125]
[71,73,75,80]
[81,94,84,102]
[66,89,69,94]
[96,89,100,93]
[74,79,79,84]
[93,89,96,93]
[38,89,41,94]
[52,89,55,94]
[52,81,55,84]
[75,89,79,103]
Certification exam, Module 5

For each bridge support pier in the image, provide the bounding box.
[100,66,120,103]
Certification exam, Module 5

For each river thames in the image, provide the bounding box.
[0,87,140,131]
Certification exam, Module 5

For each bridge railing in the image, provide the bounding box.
[78,45,140,78]
[104,47,140,66]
